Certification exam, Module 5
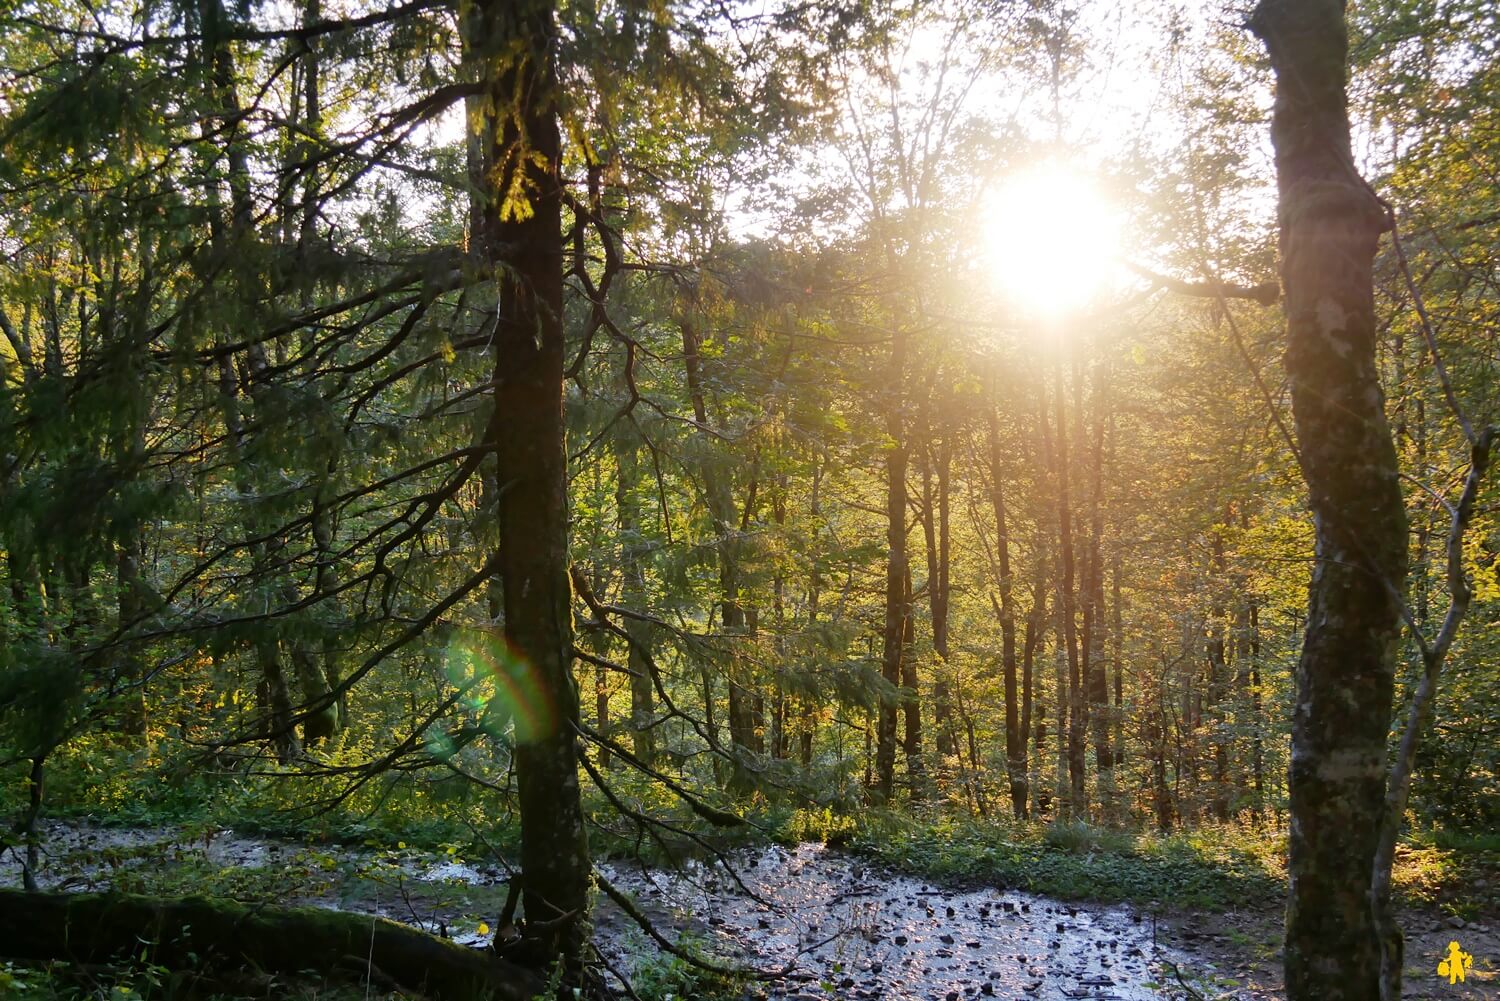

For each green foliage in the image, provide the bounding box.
[772,805,858,846]
[852,814,1286,911]
[624,934,751,1001]
[0,959,405,1001]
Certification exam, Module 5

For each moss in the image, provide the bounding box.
[0,889,542,1001]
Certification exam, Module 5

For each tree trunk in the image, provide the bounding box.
[801,460,824,768]
[987,409,1026,819]
[681,318,758,778]
[1083,368,1112,816]
[0,890,541,1001]
[876,325,908,804]
[920,418,955,758]
[1250,603,1265,820]
[900,566,923,797]
[1049,365,1086,816]
[616,433,656,768]
[1249,3,1408,998]
[1016,594,1044,822]
[1152,673,1173,833]
[1207,529,1231,822]
[1372,431,1493,1001]
[1111,542,1124,771]
[471,0,590,983]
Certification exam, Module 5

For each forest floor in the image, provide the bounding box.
[4,819,1495,999]
[1155,906,1497,1000]
[3,821,1202,1000]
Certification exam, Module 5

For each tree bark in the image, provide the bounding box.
[1207,528,1231,822]
[920,414,955,758]
[471,0,590,983]
[1249,3,1409,998]
[1083,366,1112,815]
[1019,580,1044,821]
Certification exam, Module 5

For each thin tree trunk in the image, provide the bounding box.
[616,434,656,767]
[1373,430,1493,1001]
[801,462,823,769]
[1207,529,1231,822]
[900,566,924,797]
[1051,362,1085,816]
[986,409,1026,818]
[771,480,789,760]
[920,416,955,757]
[1111,542,1124,771]
[1152,660,1173,832]
[1250,603,1265,820]
[681,319,758,777]
[1084,368,1112,817]
[876,323,908,804]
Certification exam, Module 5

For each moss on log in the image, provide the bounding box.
[0,889,543,1000]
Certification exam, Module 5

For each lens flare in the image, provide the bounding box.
[446,629,559,745]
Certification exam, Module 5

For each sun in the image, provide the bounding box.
[981,162,1123,320]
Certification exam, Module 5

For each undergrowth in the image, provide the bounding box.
[0,960,400,1001]
[9,742,1495,921]
[847,813,1286,911]
[840,812,1498,917]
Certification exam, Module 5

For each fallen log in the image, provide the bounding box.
[0,889,543,1000]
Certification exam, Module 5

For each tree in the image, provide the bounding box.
[467,0,590,985]
[1249,2,1409,998]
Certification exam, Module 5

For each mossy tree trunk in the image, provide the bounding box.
[0,890,540,1001]
[1249,2,1408,998]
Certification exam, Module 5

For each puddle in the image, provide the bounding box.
[5,825,1196,999]
[597,843,1188,1000]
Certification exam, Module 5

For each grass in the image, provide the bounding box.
[845,813,1287,911]
[1394,828,1500,918]
[12,743,1495,922]
[839,812,1500,918]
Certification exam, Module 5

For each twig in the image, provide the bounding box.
[593,870,794,981]
[1385,207,1475,443]
[1163,958,1209,1001]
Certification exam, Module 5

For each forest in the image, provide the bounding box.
[0,0,1496,999]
